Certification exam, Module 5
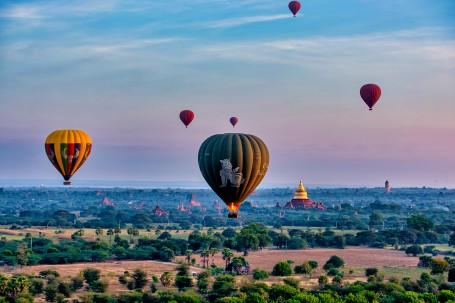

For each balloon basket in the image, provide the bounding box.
[63,181,71,185]
[228,212,238,219]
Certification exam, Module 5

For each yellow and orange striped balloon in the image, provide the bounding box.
[45,130,92,185]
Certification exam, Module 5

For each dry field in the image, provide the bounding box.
[179,247,419,271]
[0,247,423,296]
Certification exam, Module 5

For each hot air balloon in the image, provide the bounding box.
[198,133,269,218]
[45,129,92,185]
[288,1,301,17]
[360,84,381,110]
[229,117,238,128]
[179,110,195,128]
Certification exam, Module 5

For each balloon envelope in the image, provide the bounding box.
[45,129,92,185]
[360,84,381,110]
[179,110,195,128]
[230,117,238,128]
[288,1,301,16]
[198,133,269,218]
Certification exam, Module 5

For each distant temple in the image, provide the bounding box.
[153,203,168,216]
[101,197,114,206]
[187,194,202,207]
[385,180,391,193]
[283,181,326,210]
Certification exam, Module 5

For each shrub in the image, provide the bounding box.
[40,270,60,278]
[365,267,379,277]
[282,277,299,288]
[323,255,344,271]
[327,268,343,277]
[82,268,101,285]
[272,261,292,276]
[252,269,269,280]
[70,276,84,292]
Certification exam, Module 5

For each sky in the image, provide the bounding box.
[0,0,454,188]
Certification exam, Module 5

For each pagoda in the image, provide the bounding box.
[283,181,326,210]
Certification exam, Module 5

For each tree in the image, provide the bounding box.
[429,258,449,275]
[200,250,209,268]
[132,269,148,291]
[230,256,247,275]
[7,276,30,300]
[196,271,210,294]
[406,245,423,256]
[160,272,174,287]
[208,248,218,265]
[107,229,114,244]
[235,223,271,255]
[294,261,313,275]
[272,261,292,276]
[273,234,289,249]
[222,227,237,238]
[323,255,345,271]
[369,211,384,229]
[185,250,193,264]
[222,248,234,269]
[127,227,139,243]
[208,275,237,302]
[407,214,434,232]
[82,268,101,285]
[174,263,193,292]
[252,269,269,280]
[287,237,307,250]
[95,228,103,240]
[449,233,455,247]
[318,275,328,287]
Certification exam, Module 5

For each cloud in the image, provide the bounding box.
[200,14,291,28]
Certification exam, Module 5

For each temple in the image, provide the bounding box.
[283,181,326,210]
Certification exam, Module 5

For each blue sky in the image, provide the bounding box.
[0,0,454,188]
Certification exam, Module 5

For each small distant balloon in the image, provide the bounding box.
[229,117,238,128]
[179,110,195,128]
[360,84,381,111]
[45,129,92,185]
[288,1,301,17]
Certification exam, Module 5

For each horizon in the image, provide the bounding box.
[0,178,453,190]
[1,1,454,188]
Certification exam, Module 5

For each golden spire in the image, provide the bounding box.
[293,180,308,199]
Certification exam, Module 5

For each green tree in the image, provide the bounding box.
[407,214,434,232]
[208,275,237,302]
[273,234,289,249]
[196,270,210,294]
[107,229,114,244]
[294,261,313,275]
[82,268,101,285]
[222,248,234,269]
[272,261,292,276]
[160,272,174,287]
[323,255,345,271]
[252,269,269,280]
[44,284,58,302]
[132,269,148,291]
[429,258,449,275]
[406,245,423,256]
[174,263,193,291]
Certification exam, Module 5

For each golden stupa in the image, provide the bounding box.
[283,180,326,210]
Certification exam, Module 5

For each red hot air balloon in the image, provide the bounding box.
[179,110,195,128]
[360,84,382,111]
[229,117,238,128]
[288,1,301,17]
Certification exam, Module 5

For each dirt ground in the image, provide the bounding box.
[178,246,419,271]
[0,247,420,296]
